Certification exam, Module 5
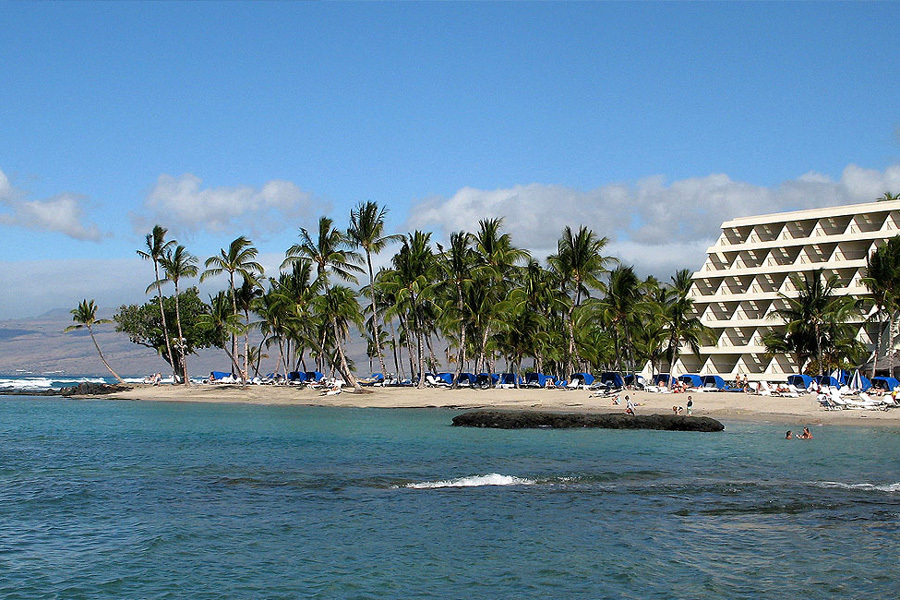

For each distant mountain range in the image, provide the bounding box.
[0,308,372,378]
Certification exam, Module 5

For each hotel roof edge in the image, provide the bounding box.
[720,199,900,229]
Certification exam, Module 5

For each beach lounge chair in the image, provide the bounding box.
[818,394,839,410]
[569,373,595,389]
[497,373,520,388]
[599,372,625,390]
[678,374,704,389]
[476,373,499,388]
[525,373,547,388]
[871,376,900,393]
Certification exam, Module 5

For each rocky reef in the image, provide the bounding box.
[60,382,132,396]
[451,410,724,432]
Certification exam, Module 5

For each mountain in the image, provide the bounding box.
[0,309,372,378]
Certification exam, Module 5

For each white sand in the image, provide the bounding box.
[95,384,900,427]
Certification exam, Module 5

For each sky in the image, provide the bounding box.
[1,1,900,320]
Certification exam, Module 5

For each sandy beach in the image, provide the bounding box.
[96,384,900,427]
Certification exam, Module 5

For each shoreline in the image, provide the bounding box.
[64,384,900,428]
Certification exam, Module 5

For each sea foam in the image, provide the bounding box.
[816,481,900,493]
[403,473,535,489]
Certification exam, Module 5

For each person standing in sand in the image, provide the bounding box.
[686,395,693,415]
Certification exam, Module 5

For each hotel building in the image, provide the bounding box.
[680,199,900,381]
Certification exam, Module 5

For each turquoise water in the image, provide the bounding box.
[1,397,899,599]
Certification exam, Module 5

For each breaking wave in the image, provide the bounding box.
[402,473,536,489]
[815,481,900,493]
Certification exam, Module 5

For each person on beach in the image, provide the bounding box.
[625,396,636,416]
[686,396,693,415]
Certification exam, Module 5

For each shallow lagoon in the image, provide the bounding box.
[1,397,898,599]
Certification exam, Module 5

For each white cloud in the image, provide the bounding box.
[0,169,103,241]
[142,173,317,235]
[407,163,900,277]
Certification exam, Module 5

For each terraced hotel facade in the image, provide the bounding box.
[681,199,900,381]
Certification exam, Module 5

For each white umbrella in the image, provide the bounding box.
[849,369,863,392]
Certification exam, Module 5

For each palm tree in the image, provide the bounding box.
[235,276,264,380]
[272,261,321,373]
[159,244,198,384]
[284,216,363,286]
[877,191,900,202]
[65,299,124,383]
[663,269,710,386]
[597,265,644,376]
[548,226,613,377]
[767,269,860,376]
[315,285,364,387]
[137,225,176,378]
[436,231,475,387]
[201,236,264,381]
[471,218,529,375]
[284,217,364,389]
[199,291,243,375]
[382,231,438,388]
[862,235,900,377]
[347,201,403,378]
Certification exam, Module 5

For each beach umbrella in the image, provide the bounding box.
[849,369,863,392]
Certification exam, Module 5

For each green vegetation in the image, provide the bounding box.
[66,299,125,383]
[94,195,900,384]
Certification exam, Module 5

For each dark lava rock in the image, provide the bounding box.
[451,410,724,432]
[60,382,132,396]
[0,388,62,396]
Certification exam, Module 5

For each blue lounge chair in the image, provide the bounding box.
[814,375,840,388]
[455,372,478,387]
[599,372,625,389]
[872,376,900,392]
[679,374,704,389]
[525,373,548,388]
[624,374,645,389]
[653,373,676,387]
[498,372,521,387]
[570,373,595,388]
[477,373,499,388]
[305,371,324,383]
[788,374,815,390]
[288,371,308,384]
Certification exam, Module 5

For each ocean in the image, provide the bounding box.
[1,392,899,599]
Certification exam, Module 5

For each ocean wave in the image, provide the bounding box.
[402,473,536,489]
[0,376,107,391]
[815,481,900,493]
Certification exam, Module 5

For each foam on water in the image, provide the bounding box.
[0,376,105,391]
[403,473,536,489]
[815,481,900,493]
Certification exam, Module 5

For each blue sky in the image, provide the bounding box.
[1,1,899,319]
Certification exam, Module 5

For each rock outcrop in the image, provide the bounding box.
[60,382,132,396]
[451,410,725,432]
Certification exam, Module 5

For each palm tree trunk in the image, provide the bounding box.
[366,252,389,378]
[228,273,242,380]
[332,319,361,391]
[244,308,252,385]
[887,311,894,377]
[871,314,885,379]
[667,335,678,390]
[566,304,577,380]
[388,320,403,379]
[154,261,176,379]
[452,289,466,389]
[173,280,189,385]
[87,325,125,383]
